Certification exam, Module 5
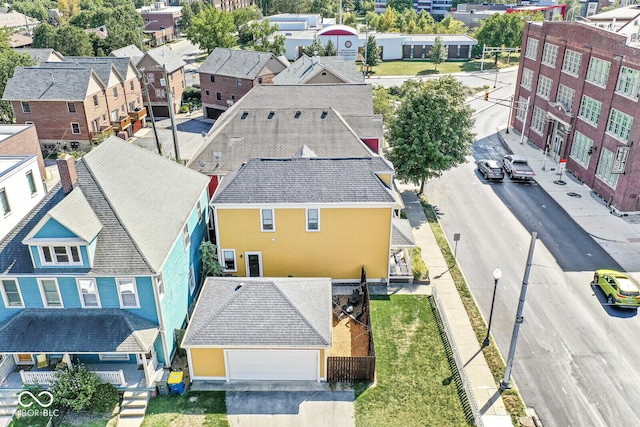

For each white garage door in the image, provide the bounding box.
[226,350,318,381]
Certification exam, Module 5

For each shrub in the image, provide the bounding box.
[89,383,119,413]
[50,363,101,411]
[179,105,190,113]
[412,247,429,280]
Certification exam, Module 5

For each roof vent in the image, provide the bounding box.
[321,110,328,119]
[241,111,248,120]
[294,111,301,118]
[268,111,275,119]
[234,285,242,291]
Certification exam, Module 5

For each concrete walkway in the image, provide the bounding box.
[397,183,512,427]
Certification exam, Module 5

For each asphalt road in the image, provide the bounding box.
[426,90,640,426]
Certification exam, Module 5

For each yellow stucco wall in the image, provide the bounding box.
[307,72,347,84]
[190,348,225,377]
[376,173,392,187]
[217,207,391,279]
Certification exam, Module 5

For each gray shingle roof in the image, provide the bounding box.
[187,107,374,175]
[142,45,186,73]
[182,277,332,347]
[15,48,63,65]
[273,55,364,85]
[109,44,145,64]
[391,218,416,247]
[3,67,102,102]
[199,48,282,79]
[0,136,209,275]
[64,56,139,80]
[39,187,103,243]
[41,61,124,89]
[0,308,158,353]
[212,157,395,205]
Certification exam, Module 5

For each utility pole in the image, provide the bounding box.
[500,232,537,390]
[161,64,181,164]
[506,95,513,134]
[520,96,531,145]
[140,69,162,156]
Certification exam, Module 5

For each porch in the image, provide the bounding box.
[389,218,417,283]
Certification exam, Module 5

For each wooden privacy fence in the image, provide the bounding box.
[327,356,376,382]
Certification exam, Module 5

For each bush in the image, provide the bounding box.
[89,383,119,413]
[412,247,429,280]
[50,363,101,411]
[179,105,190,113]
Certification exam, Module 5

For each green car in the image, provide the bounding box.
[594,269,640,308]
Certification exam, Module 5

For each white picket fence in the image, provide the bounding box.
[20,369,125,386]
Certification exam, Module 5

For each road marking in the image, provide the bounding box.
[561,387,567,394]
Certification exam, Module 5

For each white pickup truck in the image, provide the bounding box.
[502,155,535,181]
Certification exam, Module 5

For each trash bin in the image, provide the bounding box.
[167,371,185,395]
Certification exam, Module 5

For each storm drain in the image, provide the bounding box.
[567,192,582,198]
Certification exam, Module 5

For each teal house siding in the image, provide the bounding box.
[33,219,76,239]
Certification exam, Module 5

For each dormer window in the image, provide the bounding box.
[40,245,82,266]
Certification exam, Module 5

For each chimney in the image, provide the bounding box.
[57,154,77,195]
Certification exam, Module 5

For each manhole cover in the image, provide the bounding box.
[554,180,567,185]
[567,192,582,198]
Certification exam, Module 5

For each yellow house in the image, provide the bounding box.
[211,156,398,282]
[182,277,332,382]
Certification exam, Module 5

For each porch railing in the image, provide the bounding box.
[0,354,16,383]
[390,262,411,276]
[21,369,125,386]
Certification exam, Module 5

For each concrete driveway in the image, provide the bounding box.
[226,391,355,427]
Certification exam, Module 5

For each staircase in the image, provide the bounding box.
[117,390,150,427]
[0,389,18,427]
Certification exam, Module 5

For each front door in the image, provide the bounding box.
[245,252,262,277]
[551,121,567,161]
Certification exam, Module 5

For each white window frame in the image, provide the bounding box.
[21,102,30,113]
[530,106,546,136]
[39,245,83,266]
[260,208,275,232]
[189,266,196,295]
[596,148,620,189]
[541,43,559,68]
[306,208,320,232]
[521,68,533,90]
[562,49,582,76]
[536,75,553,100]
[113,87,118,99]
[93,95,99,107]
[0,188,10,216]
[182,225,190,251]
[578,95,602,126]
[98,353,129,361]
[222,249,237,272]
[71,123,80,134]
[556,84,575,112]
[38,278,63,308]
[77,278,101,308]
[67,102,76,114]
[615,66,640,100]
[586,57,611,87]
[236,78,242,87]
[606,108,633,142]
[1,279,24,308]
[525,38,539,60]
[26,171,37,195]
[569,131,593,167]
[156,273,165,297]
[116,278,140,308]
[516,96,526,121]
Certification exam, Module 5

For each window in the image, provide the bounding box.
[67,102,76,114]
[0,188,10,216]
[578,95,602,126]
[615,66,640,99]
[117,278,139,308]
[111,109,119,121]
[1,279,23,308]
[306,208,320,231]
[541,43,559,68]
[586,57,611,87]
[129,101,136,111]
[530,106,546,135]
[77,278,100,308]
[121,105,125,113]
[562,50,582,76]
[570,131,593,167]
[222,249,236,271]
[39,279,62,307]
[596,148,620,188]
[210,74,215,83]
[71,123,80,134]
[258,77,263,84]
[536,75,553,100]
[113,87,118,99]
[182,225,190,251]
[525,38,539,60]
[521,68,533,90]
[216,92,222,101]
[188,266,196,295]
[230,94,235,101]
[606,108,633,142]
[197,200,202,220]
[515,96,526,121]
[130,80,134,91]
[156,273,165,297]
[261,209,274,231]
[93,95,99,107]
[39,245,82,265]
[21,102,30,113]
[155,88,165,98]
[146,73,155,83]
[26,171,37,195]
[556,84,575,112]
[236,78,242,87]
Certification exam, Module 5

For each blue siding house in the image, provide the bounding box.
[0,137,210,389]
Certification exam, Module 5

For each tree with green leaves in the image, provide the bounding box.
[365,34,381,68]
[200,241,223,277]
[372,85,395,126]
[10,0,50,22]
[186,7,237,54]
[232,5,262,31]
[180,3,195,33]
[325,39,337,56]
[471,12,526,57]
[387,0,413,12]
[304,37,325,57]
[50,363,101,411]
[377,7,398,31]
[0,29,35,123]
[55,25,94,56]
[430,36,446,71]
[246,20,285,55]
[32,23,58,48]
[386,76,475,194]
[564,0,582,21]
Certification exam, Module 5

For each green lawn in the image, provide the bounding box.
[369,55,521,77]
[355,295,471,427]
[141,391,228,427]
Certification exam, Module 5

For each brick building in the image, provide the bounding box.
[138,45,186,117]
[514,20,640,212]
[140,3,181,41]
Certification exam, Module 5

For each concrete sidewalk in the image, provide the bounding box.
[396,183,512,427]
[498,128,640,272]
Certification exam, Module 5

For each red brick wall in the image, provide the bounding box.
[200,74,254,112]
[143,68,184,113]
[0,125,45,178]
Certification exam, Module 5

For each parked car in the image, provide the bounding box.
[476,159,504,181]
[593,269,640,308]
[502,155,535,181]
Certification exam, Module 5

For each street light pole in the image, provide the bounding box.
[483,267,502,347]
[500,232,537,391]
[493,66,499,88]
[161,64,181,164]
[520,96,531,145]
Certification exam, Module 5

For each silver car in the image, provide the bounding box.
[476,159,505,181]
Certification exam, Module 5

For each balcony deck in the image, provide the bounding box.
[129,107,147,121]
